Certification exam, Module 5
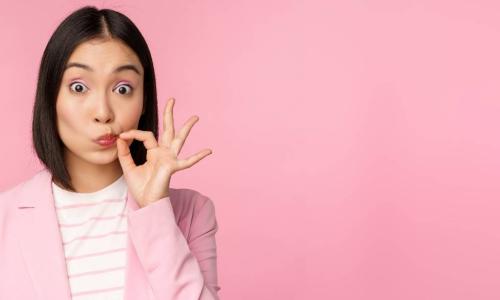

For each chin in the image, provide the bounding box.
[85,149,119,165]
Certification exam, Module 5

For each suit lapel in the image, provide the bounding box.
[15,169,153,300]
[15,169,72,300]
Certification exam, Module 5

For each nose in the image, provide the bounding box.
[93,94,114,124]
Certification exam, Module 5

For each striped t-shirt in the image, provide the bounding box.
[51,174,128,300]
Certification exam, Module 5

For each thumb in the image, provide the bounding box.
[116,137,136,173]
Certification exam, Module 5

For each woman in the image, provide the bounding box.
[0,6,220,300]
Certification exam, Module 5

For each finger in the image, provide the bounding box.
[171,115,199,156]
[160,97,175,147]
[116,138,136,173]
[177,149,213,170]
[119,129,158,150]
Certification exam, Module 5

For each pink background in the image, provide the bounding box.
[1,0,500,299]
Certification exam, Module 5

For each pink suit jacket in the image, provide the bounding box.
[0,168,221,299]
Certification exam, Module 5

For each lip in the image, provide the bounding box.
[94,134,118,147]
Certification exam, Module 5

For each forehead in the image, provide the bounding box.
[65,38,143,75]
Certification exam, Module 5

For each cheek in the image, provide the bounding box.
[56,98,83,135]
[120,96,144,129]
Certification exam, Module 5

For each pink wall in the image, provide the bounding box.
[2,0,500,299]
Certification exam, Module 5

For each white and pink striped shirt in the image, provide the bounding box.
[51,175,128,300]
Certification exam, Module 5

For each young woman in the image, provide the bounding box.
[0,6,220,300]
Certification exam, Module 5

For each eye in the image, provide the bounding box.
[69,82,88,94]
[114,83,133,95]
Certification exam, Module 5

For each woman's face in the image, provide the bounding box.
[55,37,144,166]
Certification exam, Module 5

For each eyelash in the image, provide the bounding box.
[69,81,134,95]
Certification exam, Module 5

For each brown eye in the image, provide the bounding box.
[114,84,133,95]
[69,82,88,93]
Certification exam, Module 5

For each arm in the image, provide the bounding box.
[127,194,220,299]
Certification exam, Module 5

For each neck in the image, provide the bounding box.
[58,150,124,193]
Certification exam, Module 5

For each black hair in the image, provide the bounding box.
[32,5,158,192]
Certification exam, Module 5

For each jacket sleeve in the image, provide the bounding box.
[126,193,220,299]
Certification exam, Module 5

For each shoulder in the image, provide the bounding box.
[0,169,48,226]
[169,187,216,216]
[0,170,45,209]
[168,187,218,241]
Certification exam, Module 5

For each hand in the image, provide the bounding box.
[116,97,213,208]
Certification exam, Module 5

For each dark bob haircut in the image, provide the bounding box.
[32,6,158,192]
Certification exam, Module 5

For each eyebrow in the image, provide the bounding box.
[64,62,142,75]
